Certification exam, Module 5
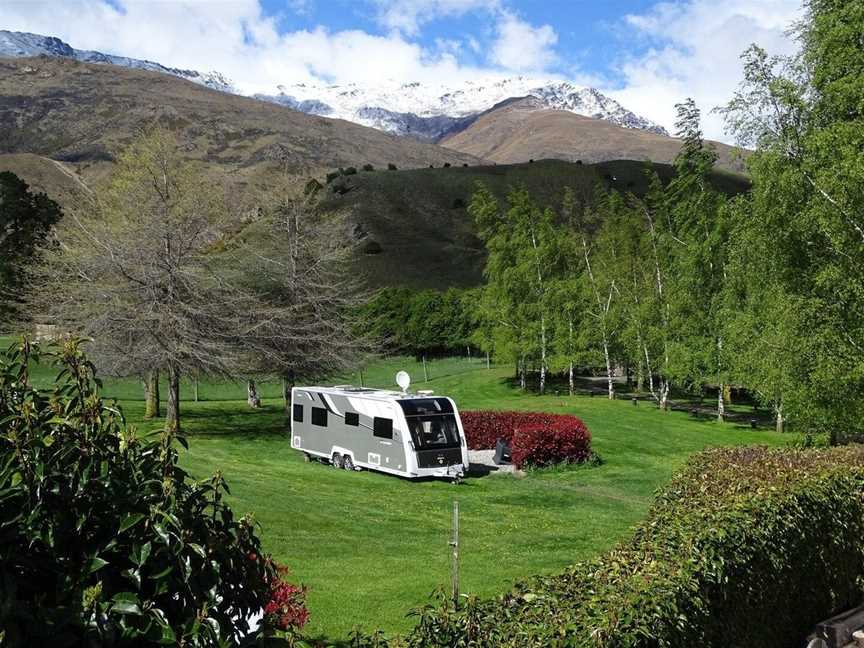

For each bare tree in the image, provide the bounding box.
[26,128,363,431]
[221,179,368,410]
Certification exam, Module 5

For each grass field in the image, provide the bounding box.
[2,337,792,640]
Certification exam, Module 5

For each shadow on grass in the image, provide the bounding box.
[177,404,289,439]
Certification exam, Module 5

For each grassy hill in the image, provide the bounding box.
[0,152,89,204]
[316,159,750,289]
[0,56,480,193]
[441,96,747,174]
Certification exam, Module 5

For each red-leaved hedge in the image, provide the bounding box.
[460,410,591,469]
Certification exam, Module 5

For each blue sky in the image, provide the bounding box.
[2,0,803,139]
[267,0,662,85]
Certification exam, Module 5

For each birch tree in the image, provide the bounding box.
[720,0,864,437]
[562,187,620,399]
[470,185,563,393]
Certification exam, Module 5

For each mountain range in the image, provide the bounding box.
[0,29,668,143]
[254,77,669,142]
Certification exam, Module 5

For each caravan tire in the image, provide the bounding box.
[331,453,343,469]
[343,455,355,471]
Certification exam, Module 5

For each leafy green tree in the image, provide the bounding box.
[0,338,281,646]
[665,100,731,419]
[721,0,864,437]
[471,185,563,393]
[0,172,62,322]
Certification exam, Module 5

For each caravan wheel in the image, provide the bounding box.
[343,455,355,471]
[331,452,343,469]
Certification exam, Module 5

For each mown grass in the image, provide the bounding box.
[1,336,791,639]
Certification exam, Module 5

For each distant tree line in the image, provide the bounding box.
[359,287,477,359]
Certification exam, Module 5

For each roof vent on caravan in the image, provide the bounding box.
[334,384,374,392]
[417,389,434,395]
[396,371,411,393]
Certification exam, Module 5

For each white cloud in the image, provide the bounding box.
[0,0,509,93]
[489,11,558,72]
[607,0,803,142]
[0,0,565,93]
[372,0,500,36]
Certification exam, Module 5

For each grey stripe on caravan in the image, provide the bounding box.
[317,392,342,416]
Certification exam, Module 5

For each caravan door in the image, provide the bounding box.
[365,407,406,472]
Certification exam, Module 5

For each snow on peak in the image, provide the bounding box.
[256,77,669,138]
[0,30,236,94]
[0,30,668,140]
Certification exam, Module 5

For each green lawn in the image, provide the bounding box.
[2,337,792,640]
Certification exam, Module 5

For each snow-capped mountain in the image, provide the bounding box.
[0,30,234,93]
[255,77,668,140]
[0,30,668,141]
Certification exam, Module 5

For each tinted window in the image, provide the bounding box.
[345,411,359,426]
[373,417,393,439]
[311,407,327,427]
[292,404,304,422]
[398,398,453,416]
[407,414,461,449]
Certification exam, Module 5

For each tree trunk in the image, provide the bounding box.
[193,374,199,402]
[603,340,614,399]
[247,379,261,408]
[144,369,160,419]
[539,315,547,395]
[282,370,295,413]
[422,355,429,382]
[486,350,490,370]
[165,364,181,434]
[775,400,784,434]
[519,355,526,391]
[717,382,726,422]
[659,379,670,411]
[568,361,574,396]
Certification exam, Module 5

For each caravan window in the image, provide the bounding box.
[373,417,393,439]
[405,415,461,449]
[312,407,328,427]
[345,412,359,426]
[292,404,304,422]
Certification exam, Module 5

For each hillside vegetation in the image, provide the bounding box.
[0,56,480,192]
[317,159,749,289]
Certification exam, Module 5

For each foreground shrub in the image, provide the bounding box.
[0,339,305,646]
[349,445,864,647]
[460,410,591,468]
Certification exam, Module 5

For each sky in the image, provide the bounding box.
[1,0,805,141]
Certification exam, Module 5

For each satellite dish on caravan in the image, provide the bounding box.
[395,371,411,393]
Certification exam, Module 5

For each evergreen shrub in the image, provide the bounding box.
[355,446,864,647]
[0,339,307,646]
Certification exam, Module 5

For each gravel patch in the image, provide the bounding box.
[468,449,518,475]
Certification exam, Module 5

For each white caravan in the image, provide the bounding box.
[290,377,469,480]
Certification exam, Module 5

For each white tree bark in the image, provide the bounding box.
[580,232,616,400]
[717,383,726,422]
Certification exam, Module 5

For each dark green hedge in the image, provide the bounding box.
[350,446,864,647]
